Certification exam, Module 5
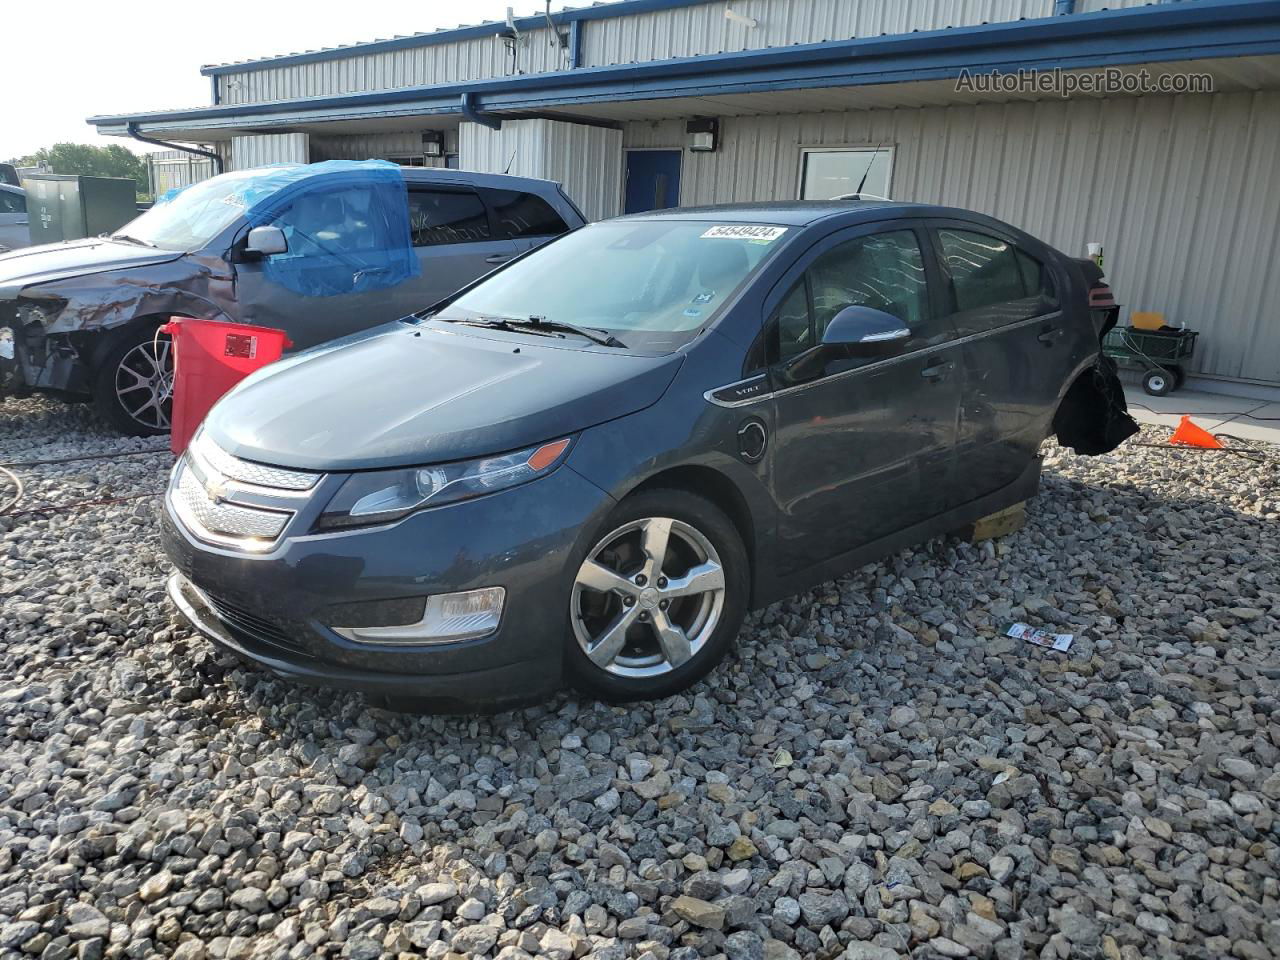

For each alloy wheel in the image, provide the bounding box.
[571,516,726,678]
[114,335,173,431]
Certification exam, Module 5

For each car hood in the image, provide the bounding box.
[204,323,684,471]
[0,238,184,299]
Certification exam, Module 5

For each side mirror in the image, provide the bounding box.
[821,305,911,356]
[245,225,288,256]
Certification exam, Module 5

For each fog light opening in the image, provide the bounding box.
[330,586,505,645]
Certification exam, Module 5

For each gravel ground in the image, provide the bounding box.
[1,394,1278,960]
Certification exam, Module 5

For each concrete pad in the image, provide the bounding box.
[1123,387,1267,431]
[1215,402,1280,445]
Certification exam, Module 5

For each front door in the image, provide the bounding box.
[624,150,682,214]
[232,180,425,350]
[766,225,961,573]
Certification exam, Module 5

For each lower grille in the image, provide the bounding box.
[202,591,309,658]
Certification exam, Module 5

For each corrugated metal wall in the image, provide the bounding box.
[309,130,459,165]
[622,90,1280,384]
[459,119,623,222]
[216,32,572,105]
[230,133,310,170]
[585,0,1054,65]
[213,0,1083,105]
[146,151,215,196]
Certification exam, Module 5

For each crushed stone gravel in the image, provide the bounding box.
[1,394,1278,960]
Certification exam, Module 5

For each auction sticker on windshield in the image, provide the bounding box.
[701,225,787,243]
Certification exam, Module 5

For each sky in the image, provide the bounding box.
[1,0,566,160]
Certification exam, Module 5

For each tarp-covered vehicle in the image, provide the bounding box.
[0,160,586,434]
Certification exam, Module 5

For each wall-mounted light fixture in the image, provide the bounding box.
[421,131,445,157]
[686,118,719,153]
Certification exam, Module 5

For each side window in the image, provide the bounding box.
[939,229,1025,312]
[1016,249,1058,308]
[266,185,381,254]
[407,189,490,246]
[484,189,570,239]
[0,192,25,214]
[766,229,931,374]
[807,230,928,343]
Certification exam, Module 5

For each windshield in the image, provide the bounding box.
[434,220,789,351]
[115,170,264,252]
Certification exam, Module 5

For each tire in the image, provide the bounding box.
[565,488,749,702]
[1170,364,1187,391]
[1142,368,1173,397]
[90,323,173,436]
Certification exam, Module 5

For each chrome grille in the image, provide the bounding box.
[190,432,319,491]
[173,464,290,542]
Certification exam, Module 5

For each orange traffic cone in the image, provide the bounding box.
[1169,415,1224,449]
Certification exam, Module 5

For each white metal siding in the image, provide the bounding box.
[459,119,623,222]
[146,152,215,195]
[230,133,310,170]
[213,0,1068,105]
[623,90,1280,384]
[585,0,1054,67]
[216,32,572,106]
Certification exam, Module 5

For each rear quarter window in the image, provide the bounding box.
[483,189,570,239]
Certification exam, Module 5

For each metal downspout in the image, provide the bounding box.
[126,122,224,175]
[460,92,503,130]
[1054,0,1077,13]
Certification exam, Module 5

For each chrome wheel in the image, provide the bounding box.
[114,336,173,431]
[571,516,726,678]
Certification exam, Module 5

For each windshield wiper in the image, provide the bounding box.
[109,233,155,248]
[446,314,627,349]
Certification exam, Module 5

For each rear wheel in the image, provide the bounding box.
[566,489,748,702]
[91,323,173,435]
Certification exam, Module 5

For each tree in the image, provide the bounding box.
[7,143,149,197]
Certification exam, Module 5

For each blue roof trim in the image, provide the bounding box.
[91,0,1280,131]
[199,0,719,76]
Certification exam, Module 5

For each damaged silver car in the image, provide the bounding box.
[0,161,585,434]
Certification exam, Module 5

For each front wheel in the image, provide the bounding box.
[566,489,749,702]
[91,323,173,436]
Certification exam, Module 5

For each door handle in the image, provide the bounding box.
[1038,326,1065,345]
[920,359,954,381]
[485,254,514,265]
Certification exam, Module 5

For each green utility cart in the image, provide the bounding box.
[1102,326,1199,396]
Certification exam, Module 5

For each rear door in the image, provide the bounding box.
[404,185,518,307]
[765,224,961,573]
[929,221,1072,505]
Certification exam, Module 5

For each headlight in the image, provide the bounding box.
[317,437,572,530]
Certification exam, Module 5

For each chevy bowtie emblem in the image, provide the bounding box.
[204,477,228,503]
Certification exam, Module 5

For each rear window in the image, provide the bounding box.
[483,189,570,239]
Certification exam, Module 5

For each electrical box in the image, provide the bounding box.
[21,174,137,244]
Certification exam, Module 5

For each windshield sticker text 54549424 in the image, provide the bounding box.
[700,225,787,243]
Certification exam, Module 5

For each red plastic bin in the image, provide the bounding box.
[161,317,292,455]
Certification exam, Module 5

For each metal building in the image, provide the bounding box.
[89,0,1280,390]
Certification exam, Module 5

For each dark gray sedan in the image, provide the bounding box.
[162,201,1135,708]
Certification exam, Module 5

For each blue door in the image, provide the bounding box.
[624,150,682,214]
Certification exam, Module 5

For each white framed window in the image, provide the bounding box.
[799,147,895,201]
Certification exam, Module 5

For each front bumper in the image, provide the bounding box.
[162,462,615,709]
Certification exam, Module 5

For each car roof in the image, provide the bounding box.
[396,167,564,194]
[606,198,1039,241]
